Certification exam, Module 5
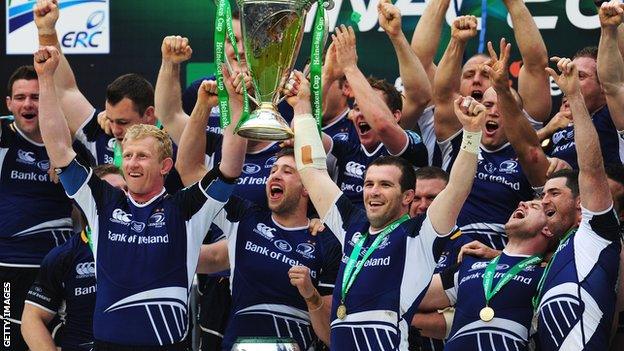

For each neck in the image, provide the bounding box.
[129,187,164,204]
[504,237,542,256]
[14,123,43,143]
[272,211,309,228]
[369,211,407,233]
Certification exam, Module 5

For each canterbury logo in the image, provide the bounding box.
[75,262,95,276]
[253,223,276,240]
[112,209,132,223]
[16,149,36,164]
[344,161,365,179]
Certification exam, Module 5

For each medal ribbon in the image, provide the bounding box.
[531,227,576,311]
[340,214,410,304]
[113,141,123,169]
[482,253,542,307]
[309,3,325,135]
[215,0,251,130]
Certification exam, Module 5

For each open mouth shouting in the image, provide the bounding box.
[357,121,372,135]
[269,183,284,201]
[484,120,499,137]
[471,90,484,102]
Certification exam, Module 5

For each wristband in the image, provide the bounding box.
[306,291,324,312]
[39,31,58,46]
[294,114,327,171]
[439,307,455,338]
[460,130,482,154]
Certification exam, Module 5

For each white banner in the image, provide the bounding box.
[6,0,110,55]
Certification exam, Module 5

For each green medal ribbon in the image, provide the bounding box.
[483,253,543,308]
[215,0,251,129]
[531,227,577,311]
[309,3,326,135]
[84,226,93,252]
[340,214,410,304]
[113,141,123,169]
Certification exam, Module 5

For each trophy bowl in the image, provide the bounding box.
[231,337,302,351]
[235,0,315,141]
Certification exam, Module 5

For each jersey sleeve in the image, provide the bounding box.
[416,106,436,166]
[440,263,461,305]
[391,130,429,167]
[211,196,254,240]
[73,109,102,159]
[317,233,342,296]
[575,204,621,282]
[24,245,71,314]
[321,193,366,247]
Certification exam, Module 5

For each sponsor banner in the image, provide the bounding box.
[6,0,109,55]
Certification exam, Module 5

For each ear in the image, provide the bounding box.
[143,106,156,125]
[5,96,11,112]
[161,157,174,176]
[402,189,415,206]
[393,109,402,123]
[575,196,581,211]
[540,225,554,239]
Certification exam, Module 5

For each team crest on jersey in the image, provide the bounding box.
[106,138,116,152]
[274,239,292,252]
[75,262,96,278]
[296,243,316,259]
[265,156,277,168]
[242,163,261,175]
[332,132,349,141]
[130,221,146,233]
[16,149,36,165]
[149,212,166,228]
[110,208,132,224]
[377,235,391,249]
[36,160,50,171]
[484,162,497,174]
[253,223,276,240]
[499,160,518,174]
[469,261,488,271]
[344,161,365,179]
[349,232,363,247]
[436,253,449,269]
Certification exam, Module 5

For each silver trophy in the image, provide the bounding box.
[235,0,319,140]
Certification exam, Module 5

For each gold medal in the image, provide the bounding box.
[337,304,347,320]
[479,306,495,322]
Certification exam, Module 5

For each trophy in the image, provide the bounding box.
[234,0,318,140]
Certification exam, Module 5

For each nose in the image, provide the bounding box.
[111,123,125,139]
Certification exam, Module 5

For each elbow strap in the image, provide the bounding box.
[294,114,327,171]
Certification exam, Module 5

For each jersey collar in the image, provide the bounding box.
[128,187,166,208]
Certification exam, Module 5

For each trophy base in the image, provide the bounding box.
[235,103,294,141]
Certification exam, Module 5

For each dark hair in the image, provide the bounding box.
[415,166,449,183]
[367,76,402,112]
[547,169,579,197]
[606,164,624,211]
[93,164,122,178]
[275,147,294,161]
[573,46,598,61]
[367,156,416,193]
[106,74,154,116]
[7,65,37,97]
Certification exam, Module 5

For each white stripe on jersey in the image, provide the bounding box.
[0,147,8,181]
[235,303,310,324]
[538,282,601,349]
[332,310,399,350]
[146,305,163,346]
[104,287,188,313]
[320,192,350,246]
[11,218,73,237]
[447,317,528,348]
[416,106,436,166]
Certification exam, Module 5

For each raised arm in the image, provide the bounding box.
[411,0,451,84]
[155,36,194,145]
[485,39,549,186]
[293,72,342,219]
[433,16,478,141]
[428,96,483,234]
[547,58,612,211]
[321,42,349,123]
[34,0,94,135]
[333,25,408,154]
[504,0,551,122]
[21,304,56,351]
[598,0,624,131]
[34,47,76,167]
[196,240,230,274]
[378,0,431,129]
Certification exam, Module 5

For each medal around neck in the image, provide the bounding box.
[337,304,347,320]
[479,306,495,322]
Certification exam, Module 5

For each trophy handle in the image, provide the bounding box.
[223,53,260,106]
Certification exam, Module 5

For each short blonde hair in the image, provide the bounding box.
[122,124,172,161]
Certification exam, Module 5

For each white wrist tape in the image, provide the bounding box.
[439,307,455,338]
[460,130,482,154]
[294,114,327,171]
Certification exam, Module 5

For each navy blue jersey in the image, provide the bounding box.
[25,232,96,351]
[211,196,341,350]
[58,159,235,346]
[547,105,624,168]
[74,109,184,194]
[204,131,278,209]
[536,206,621,351]
[323,194,449,350]
[322,109,358,144]
[0,120,74,266]
[329,130,428,207]
[439,133,535,250]
[441,252,544,351]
